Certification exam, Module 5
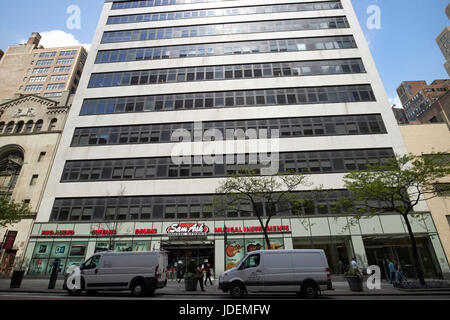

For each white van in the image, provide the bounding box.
[219,249,332,298]
[63,251,168,297]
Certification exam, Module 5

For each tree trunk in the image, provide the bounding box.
[263,225,272,250]
[252,202,271,250]
[402,214,426,286]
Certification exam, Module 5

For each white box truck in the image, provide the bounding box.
[63,251,168,297]
[219,249,333,298]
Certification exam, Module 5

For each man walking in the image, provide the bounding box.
[387,259,395,284]
[176,261,184,283]
[196,264,205,291]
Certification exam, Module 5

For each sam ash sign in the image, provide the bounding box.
[167,223,209,236]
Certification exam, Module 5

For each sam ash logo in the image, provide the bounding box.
[166,223,209,235]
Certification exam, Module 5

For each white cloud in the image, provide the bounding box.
[21,30,91,51]
[389,96,403,108]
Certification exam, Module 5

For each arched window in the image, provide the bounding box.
[5,122,15,134]
[34,120,43,132]
[0,122,5,134]
[15,121,24,134]
[48,118,57,131]
[0,147,24,194]
[25,120,34,133]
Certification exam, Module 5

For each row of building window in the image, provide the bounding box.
[70,114,387,147]
[33,67,72,74]
[60,50,78,56]
[80,85,376,116]
[49,190,392,222]
[60,148,395,182]
[29,76,68,83]
[0,119,57,135]
[39,52,57,58]
[107,1,342,25]
[88,59,366,88]
[111,0,262,10]
[43,92,63,98]
[24,85,43,92]
[25,83,65,91]
[38,50,77,58]
[101,17,350,43]
[35,58,74,66]
[95,35,358,64]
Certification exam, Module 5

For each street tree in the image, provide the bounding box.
[0,194,31,228]
[339,152,450,286]
[214,170,310,249]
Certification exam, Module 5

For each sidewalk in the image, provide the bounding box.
[0,277,449,297]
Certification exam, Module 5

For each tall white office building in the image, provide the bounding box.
[25,0,449,280]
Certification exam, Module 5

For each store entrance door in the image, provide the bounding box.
[161,241,214,279]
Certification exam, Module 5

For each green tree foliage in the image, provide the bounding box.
[340,152,450,285]
[0,195,31,227]
[214,170,310,249]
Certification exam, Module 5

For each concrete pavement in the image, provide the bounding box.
[0,276,449,297]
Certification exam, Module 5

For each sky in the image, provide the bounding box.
[0,0,448,106]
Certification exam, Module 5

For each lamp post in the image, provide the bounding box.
[223,224,227,272]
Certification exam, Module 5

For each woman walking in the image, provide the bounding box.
[204,263,213,286]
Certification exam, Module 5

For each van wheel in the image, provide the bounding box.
[131,282,146,297]
[301,282,318,299]
[229,282,245,298]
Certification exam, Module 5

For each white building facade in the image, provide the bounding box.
[25,0,449,280]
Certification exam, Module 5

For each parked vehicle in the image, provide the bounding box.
[219,249,332,298]
[63,251,168,297]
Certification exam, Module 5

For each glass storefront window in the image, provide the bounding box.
[225,238,285,270]
[45,258,67,275]
[95,242,111,253]
[114,241,132,252]
[225,239,244,270]
[33,242,52,259]
[245,239,264,253]
[50,242,70,258]
[69,242,88,257]
[28,258,49,276]
[293,236,352,274]
[133,241,151,252]
[364,236,441,280]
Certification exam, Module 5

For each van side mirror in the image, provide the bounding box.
[79,264,85,270]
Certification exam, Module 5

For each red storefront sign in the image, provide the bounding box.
[167,223,209,235]
[41,230,74,236]
[214,225,290,233]
[90,229,116,236]
[2,231,18,250]
[135,229,157,235]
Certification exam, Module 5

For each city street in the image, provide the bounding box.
[1,278,449,300]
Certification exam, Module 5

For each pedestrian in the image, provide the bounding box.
[338,259,345,274]
[392,259,399,284]
[196,264,205,291]
[204,263,213,286]
[177,261,184,283]
[351,257,358,270]
[387,259,395,284]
